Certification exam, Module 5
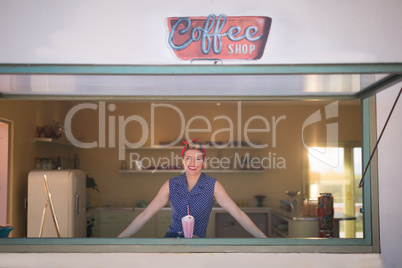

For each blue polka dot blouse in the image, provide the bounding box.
[165,173,217,238]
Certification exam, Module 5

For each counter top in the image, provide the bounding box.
[88,206,271,212]
[88,206,356,221]
[269,206,356,221]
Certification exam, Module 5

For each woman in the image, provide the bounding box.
[118,139,267,238]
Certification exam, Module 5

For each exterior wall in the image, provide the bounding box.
[1,1,402,267]
[0,253,383,268]
[376,82,402,268]
[0,0,401,65]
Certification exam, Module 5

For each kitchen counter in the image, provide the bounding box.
[88,206,271,212]
[87,206,356,238]
[268,206,356,238]
[269,206,356,221]
[88,206,356,221]
[87,206,272,238]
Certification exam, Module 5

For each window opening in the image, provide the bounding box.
[306,145,362,238]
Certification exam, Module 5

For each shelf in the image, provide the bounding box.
[119,169,265,174]
[33,137,73,147]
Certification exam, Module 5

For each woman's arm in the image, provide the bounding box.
[117,180,170,238]
[214,181,268,238]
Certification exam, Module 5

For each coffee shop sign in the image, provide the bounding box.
[167,14,272,60]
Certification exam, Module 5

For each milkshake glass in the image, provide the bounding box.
[181,215,195,238]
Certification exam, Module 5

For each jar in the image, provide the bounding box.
[309,199,317,216]
[302,198,317,216]
[317,193,334,216]
[317,193,334,237]
[35,158,42,169]
[42,158,53,169]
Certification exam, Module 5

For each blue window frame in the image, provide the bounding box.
[0,63,401,253]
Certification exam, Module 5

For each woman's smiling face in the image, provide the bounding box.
[182,149,204,175]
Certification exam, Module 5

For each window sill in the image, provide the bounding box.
[0,238,375,253]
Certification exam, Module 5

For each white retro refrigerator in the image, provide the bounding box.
[27,169,86,237]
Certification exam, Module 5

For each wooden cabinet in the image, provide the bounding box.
[126,211,156,238]
[96,210,127,238]
[155,210,172,237]
[270,212,288,238]
[215,212,269,238]
[270,211,318,238]
[88,208,170,238]
[89,208,272,238]
[206,212,215,238]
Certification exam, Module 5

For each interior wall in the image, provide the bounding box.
[68,100,361,209]
[0,100,69,237]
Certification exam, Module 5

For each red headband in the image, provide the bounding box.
[181,138,206,159]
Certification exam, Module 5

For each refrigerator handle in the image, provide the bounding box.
[75,194,80,216]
